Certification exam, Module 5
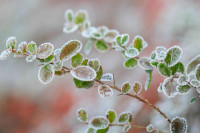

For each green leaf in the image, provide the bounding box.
[106,110,116,123]
[150,51,156,60]
[96,66,103,80]
[190,97,197,103]
[73,78,94,89]
[170,62,184,75]
[158,63,171,77]
[164,46,182,67]
[123,125,131,132]
[44,55,54,64]
[116,35,122,45]
[195,64,200,81]
[85,38,94,55]
[96,40,108,52]
[60,40,82,61]
[18,41,27,53]
[77,108,88,122]
[186,55,200,74]
[133,35,143,52]
[65,9,73,22]
[6,37,17,49]
[133,82,142,94]
[98,85,113,98]
[55,68,66,76]
[37,43,54,59]
[118,113,129,124]
[88,59,100,71]
[170,117,187,133]
[150,61,158,67]
[96,127,109,133]
[90,117,109,130]
[71,53,83,67]
[145,70,152,91]
[87,128,96,133]
[38,64,54,84]
[124,58,137,69]
[74,10,87,24]
[82,59,89,66]
[138,57,153,70]
[121,82,131,94]
[121,34,129,46]
[177,85,191,95]
[104,30,119,43]
[125,48,139,58]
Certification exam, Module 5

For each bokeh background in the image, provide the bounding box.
[0,0,200,133]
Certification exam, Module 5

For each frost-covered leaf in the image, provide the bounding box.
[89,117,109,130]
[88,59,100,71]
[101,73,113,82]
[18,41,27,53]
[98,85,113,98]
[164,46,182,67]
[121,34,129,46]
[55,68,67,76]
[170,117,187,133]
[133,35,143,52]
[150,51,156,60]
[73,78,94,89]
[123,58,137,69]
[63,23,78,33]
[115,35,122,45]
[150,60,158,67]
[87,128,96,133]
[145,70,152,91]
[96,40,108,52]
[195,64,200,81]
[158,63,171,77]
[82,59,89,66]
[85,38,94,55]
[170,62,185,75]
[125,48,139,58]
[28,41,37,54]
[106,110,116,123]
[157,83,163,92]
[71,53,83,67]
[177,84,191,95]
[60,40,82,61]
[26,55,36,62]
[97,26,109,36]
[65,9,74,22]
[0,49,12,60]
[162,77,179,98]
[44,55,54,64]
[54,48,61,56]
[104,30,119,43]
[123,125,131,132]
[38,64,54,84]
[138,57,153,70]
[156,51,166,60]
[146,124,154,133]
[37,43,54,59]
[177,75,188,85]
[118,112,130,124]
[13,49,23,58]
[155,46,166,54]
[53,60,63,71]
[190,79,200,87]
[96,66,103,80]
[74,10,88,24]
[121,82,131,94]
[132,82,142,94]
[77,108,88,122]
[6,37,17,49]
[96,127,109,133]
[82,27,96,38]
[71,66,96,81]
[186,55,200,74]
[190,97,197,103]
[83,20,91,30]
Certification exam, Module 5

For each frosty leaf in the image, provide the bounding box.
[106,110,116,123]
[123,58,137,69]
[133,35,143,52]
[38,64,54,84]
[177,85,191,95]
[104,30,119,43]
[155,46,166,54]
[85,38,94,55]
[53,60,63,71]
[71,66,96,81]
[6,37,17,49]
[63,23,78,33]
[157,83,163,92]
[77,108,88,122]
[54,48,61,55]
[36,43,54,59]
[101,73,113,82]
[190,79,200,87]
[89,117,109,130]
[145,70,152,91]
[73,78,94,89]
[55,68,67,76]
[177,75,188,85]
[123,125,131,132]
[96,66,103,80]
[96,127,109,133]
[124,48,139,58]
[44,55,54,64]
[0,49,12,60]
[82,59,89,66]
[91,31,102,40]
[195,64,200,81]
[74,10,88,24]
[150,51,156,60]
[83,20,91,30]
[164,46,182,67]
[28,41,37,54]
[97,26,109,36]
[170,62,185,75]
[190,97,197,103]
[71,53,83,67]
[98,85,113,98]
[88,59,100,71]
[186,55,200,74]
[87,128,96,133]
[65,9,73,22]
[156,51,166,60]
[170,117,187,133]
[118,112,130,124]
[121,34,129,46]
[18,41,27,53]
[96,40,108,52]
[82,27,96,38]
[26,55,36,62]
[150,60,158,67]
[146,124,154,133]
[158,63,171,77]
[60,40,82,61]
[138,57,153,70]
[116,35,122,45]
[13,49,23,58]
[133,82,142,94]
[162,77,179,98]
[121,82,131,94]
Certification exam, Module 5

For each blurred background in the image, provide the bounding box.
[0,0,200,133]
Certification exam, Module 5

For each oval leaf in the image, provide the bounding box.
[158,63,171,77]
[138,57,153,70]
[121,82,131,94]
[162,77,179,98]
[186,55,200,74]
[106,110,116,123]
[89,117,109,130]
[71,53,83,67]
[132,82,142,94]
[124,58,138,69]
[38,64,54,84]
[77,108,88,122]
[96,40,108,52]
[98,85,113,98]
[170,117,187,133]
[37,43,54,59]
[125,48,139,58]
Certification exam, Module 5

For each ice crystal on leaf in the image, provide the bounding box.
[170,117,187,133]
[38,64,54,84]
[89,117,109,130]
[98,85,113,98]
[100,73,113,82]
[6,37,17,49]
[36,43,54,59]
[162,77,179,98]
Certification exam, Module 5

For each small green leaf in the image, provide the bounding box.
[116,35,122,45]
[125,48,139,58]
[96,127,109,133]
[170,117,187,133]
[158,63,171,77]
[77,108,88,122]
[123,125,131,132]
[186,55,200,74]
[177,84,191,95]
[118,112,129,124]
[38,64,54,84]
[121,82,131,94]
[133,35,143,52]
[121,34,129,46]
[195,64,200,81]
[96,40,108,52]
[96,66,103,80]
[150,51,156,60]
[71,53,83,67]
[164,46,182,67]
[6,37,17,49]
[123,58,137,69]
[88,59,100,71]
[18,41,27,53]
[138,57,153,70]
[74,10,87,24]
[65,9,73,22]
[37,43,54,59]
[87,128,96,133]
[90,117,109,130]
[170,62,184,75]
[145,70,152,91]
[44,55,54,64]
[73,78,94,89]
[85,38,94,55]
[190,97,197,103]
[133,82,142,94]
[82,59,89,66]
[150,61,158,67]
[55,68,66,76]
[106,110,116,123]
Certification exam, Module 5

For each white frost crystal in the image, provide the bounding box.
[98,85,113,98]
[100,73,113,81]
[162,77,179,98]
